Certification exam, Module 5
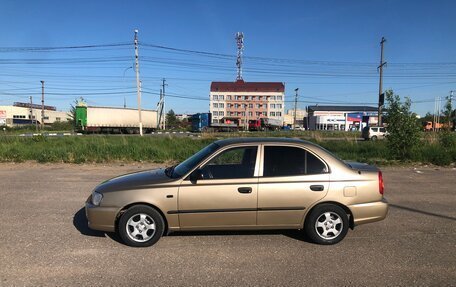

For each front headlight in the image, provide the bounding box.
[91,191,103,206]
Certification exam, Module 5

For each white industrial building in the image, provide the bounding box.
[306,106,378,131]
[0,102,70,127]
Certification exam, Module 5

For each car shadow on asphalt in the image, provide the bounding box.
[168,229,313,243]
[390,204,456,221]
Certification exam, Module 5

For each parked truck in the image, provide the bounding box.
[422,121,445,131]
[76,104,158,133]
[191,113,239,132]
[248,118,282,131]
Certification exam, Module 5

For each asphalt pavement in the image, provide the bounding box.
[0,163,455,286]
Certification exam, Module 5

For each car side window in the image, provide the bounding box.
[380,128,386,133]
[200,146,258,179]
[263,146,327,177]
[372,128,378,132]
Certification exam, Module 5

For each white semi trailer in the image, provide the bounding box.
[76,105,158,133]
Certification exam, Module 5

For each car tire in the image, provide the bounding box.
[371,135,378,141]
[118,205,165,247]
[304,204,349,245]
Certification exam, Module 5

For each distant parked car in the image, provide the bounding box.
[85,138,388,247]
[362,126,388,141]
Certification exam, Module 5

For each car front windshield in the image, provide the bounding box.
[171,143,219,178]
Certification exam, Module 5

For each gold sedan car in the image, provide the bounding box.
[86,138,388,247]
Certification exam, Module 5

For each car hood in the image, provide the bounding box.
[95,168,176,193]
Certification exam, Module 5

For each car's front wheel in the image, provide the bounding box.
[305,204,349,245]
[118,205,165,247]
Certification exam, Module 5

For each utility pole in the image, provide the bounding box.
[29,96,37,132]
[448,91,454,128]
[294,88,299,129]
[161,78,167,130]
[40,80,45,130]
[134,29,143,136]
[377,37,387,127]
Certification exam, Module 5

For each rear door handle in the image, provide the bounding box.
[238,187,252,194]
[310,185,324,192]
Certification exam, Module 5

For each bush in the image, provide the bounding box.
[384,90,421,160]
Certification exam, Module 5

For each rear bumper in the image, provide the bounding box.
[349,198,388,226]
[85,202,118,232]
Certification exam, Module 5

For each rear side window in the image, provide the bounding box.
[371,128,378,132]
[380,128,386,132]
[263,146,327,177]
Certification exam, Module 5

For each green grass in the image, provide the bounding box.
[0,136,212,164]
[0,134,455,166]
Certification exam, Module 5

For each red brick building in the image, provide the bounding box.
[209,80,285,127]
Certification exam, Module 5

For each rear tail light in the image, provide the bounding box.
[378,171,384,195]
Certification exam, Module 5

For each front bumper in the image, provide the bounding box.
[349,198,388,226]
[85,201,118,232]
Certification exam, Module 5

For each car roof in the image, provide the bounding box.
[214,137,309,147]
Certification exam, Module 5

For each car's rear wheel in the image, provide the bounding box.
[305,204,349,245]
[371,135,378,141]
[118,205,165,247]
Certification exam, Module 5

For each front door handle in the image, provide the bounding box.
[238,187,252,194]
[310,185,324,192]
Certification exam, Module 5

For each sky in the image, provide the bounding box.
[0,0,455,116]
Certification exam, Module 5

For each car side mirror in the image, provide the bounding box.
[189,169,204,183]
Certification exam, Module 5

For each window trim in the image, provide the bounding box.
[184,144,262,180]
[259,144,330,178]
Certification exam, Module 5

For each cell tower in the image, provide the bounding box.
[235,32,244,81]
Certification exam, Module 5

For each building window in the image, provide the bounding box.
[219,103,224,108]
[236,96,241,100]
[213,119,219,123]
[219,95,224,100]
[248,111,253,117]
[241,112,245,116]
[262,112,267,116]
[251,96,256,101]
[277,96,283,101]
[259,96,263,101]
[270,104,276,109]
[213,95,218,100]
[226,95,231,100]
[256,112,261,116]
[213,103,218,108]
[277,104,282,109]
[234,103,239,109]
[271,96,276,101]
[213,111,218,116]
[270,112,276,117]
[276,112,282,117]
[249,103,253,108]
[219,111,224,116]
[256,104,260,108]
[243,104,247,108]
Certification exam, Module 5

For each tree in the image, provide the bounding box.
[442,95,453,130]
[165,109,179,130]
[385,90,421,160]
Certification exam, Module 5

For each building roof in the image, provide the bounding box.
[307,105,378,113]
[210,80,285,93]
